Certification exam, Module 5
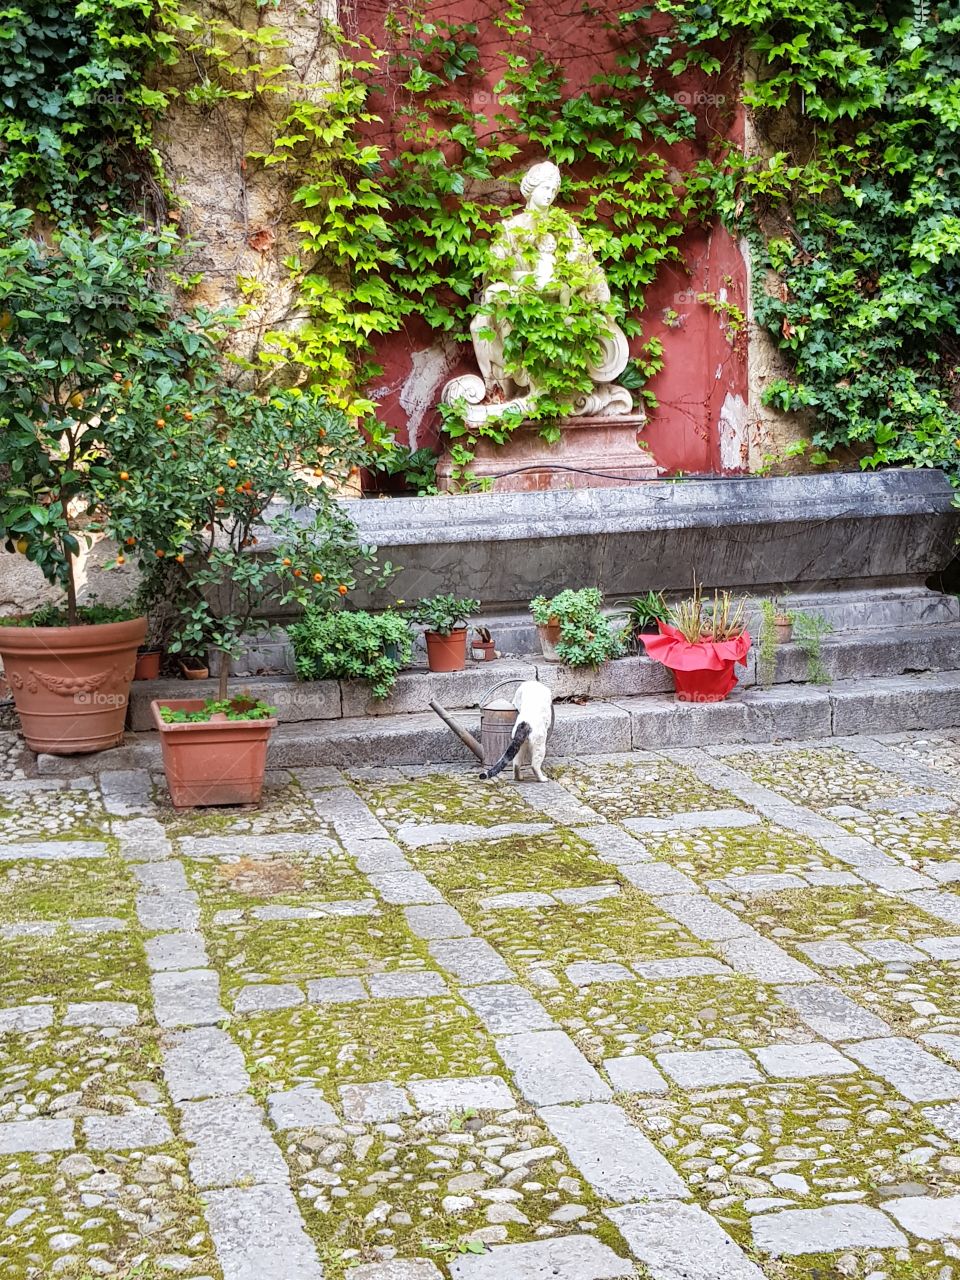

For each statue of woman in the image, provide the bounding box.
[443,161,632,423]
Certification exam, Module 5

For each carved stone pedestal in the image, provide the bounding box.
[437,415,658,492]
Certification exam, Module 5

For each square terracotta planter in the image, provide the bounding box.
[151,699,277,808]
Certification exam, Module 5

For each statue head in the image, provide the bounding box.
[520,161,561,212]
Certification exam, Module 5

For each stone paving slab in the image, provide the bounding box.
[0,1003,53,1034]
[463,983,556,1034]
[497,1030,612,1105]
[777,983,894,1040]
[0,839,107,859]
[447,1235,633,1278]
[884,1192,960,1240]
[162,1027,249,1101]
[0,1117,74,1153]
[428,937,514,983]
[82,1109,174,1150]
[751,1203,907,1254]
[151,968,227,1027]
[754,1042,858,1079]
[179,1095,290,1188]
[608,1201,765,1280]
[539,1102,689,1201]
[203,1183,326,1280]
[406,1074,515,1113]
[657,1048,764,1087]
[267,1085,338,1129]
[844,1036,960,1101]
[604,1054,669,1094]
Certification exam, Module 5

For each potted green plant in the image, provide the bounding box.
[109,372,386,806]
[618,590,670,652]
[0,213,202,753]
[757,599,833,689]
[529,589,625,667]
[641,584,750,702]
[290,607,413,699]
[154,696,277,808]
[406,595,480,672]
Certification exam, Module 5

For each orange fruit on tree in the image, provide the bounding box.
[119,471,129,481]
[116,554,125,565]
[216,485,225,495]
[313,572,323,583]
[293,568,302,578]
[175,553,185,563]
[227,458,238,468]
[156,549,165,558]
[155,418,166,428]
[282,557,292,567]
[183,411,193,421]
[338,584,348,596]
[125,536,135,546]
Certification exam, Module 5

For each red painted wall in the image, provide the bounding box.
[350,0,748,478]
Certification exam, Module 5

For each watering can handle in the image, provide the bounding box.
[481,677,524,706]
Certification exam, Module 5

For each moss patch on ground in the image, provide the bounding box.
[0,857,135,925]
[627,1076,960,1279]
[0,1142,219,1280]
[158,777,323,839]
[0,930,148,1006]
[725,747,926,809]
[553,759,744,820]
[408,828,618,898]
[209,909,426,994]
[839,959,960,1038]
[837,810,960,863]
[467,888,701,969]
[738,885,951,944]
[544,972,806,1065]
[237,998,501,1093]
[646,824,847,879]
[351,772,542,829]
[185,850,371,921]
[289,1112,630,1280]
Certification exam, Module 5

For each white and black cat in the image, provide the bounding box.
[480,679,554,783]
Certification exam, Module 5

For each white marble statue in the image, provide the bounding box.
[441,161,633,425]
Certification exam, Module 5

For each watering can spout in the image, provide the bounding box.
[429,699,483,760]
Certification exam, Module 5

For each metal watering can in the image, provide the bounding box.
[429,678,522,769]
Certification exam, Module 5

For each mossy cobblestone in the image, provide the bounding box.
[3,737,960,1277]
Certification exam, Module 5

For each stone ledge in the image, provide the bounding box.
[37,668,960,774]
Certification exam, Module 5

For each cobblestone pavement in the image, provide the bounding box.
[1,732,960,1279]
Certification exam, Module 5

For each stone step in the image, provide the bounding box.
[125,623,960,730]
[38,670,960,776]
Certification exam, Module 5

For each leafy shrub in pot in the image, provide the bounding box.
[291,608,413,700]
[529,589,624,667]
[406,596,480,672]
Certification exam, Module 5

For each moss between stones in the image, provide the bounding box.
[184,851,371,923]
[837,811,960,863]
[626,1076,960,1280]
[740,886,952,942]
[0,856,136,926]
[158,778,323,839]
[553,759,744,820]
[351,773,541,828]
[286,1113,630,1280]
[236,998,502,1094]
[726,746,927,809]
[545,972,807,1065]
[407,828,617,898]
[209,908,426,996]
[646,824,849,878]
[465,887,701,968]
[0,930,149,1006]
[0,788,110,843]
[838,959,960,1038]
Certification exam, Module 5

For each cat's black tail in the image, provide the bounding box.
[480,721,531,779]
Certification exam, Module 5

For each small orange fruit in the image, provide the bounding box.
[155,418,166,428]
[125,536,135,546]
[318,428,326,439]
[227,458,238,468]
[216,485,225,495]
[119,471,129,481]
[235,484,244,493]
[183,411,193,421]
[313,572,323,583]
[282,557,292,567]
[293,568,302,578]
[313,468,323,477]
[116,554,125,565]
[175,553,185,563]
[337,584,348,596]
[156,549,165,558]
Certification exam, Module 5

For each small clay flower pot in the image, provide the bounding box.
[773,615,793,644]
[425,628,467,672]
[134,647,162,681]
[179,657,209,681]
[471,640,496,662]
[537,619,562,663]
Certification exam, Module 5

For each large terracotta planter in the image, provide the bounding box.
[641,622,752,703]
[425,629,467,672]
[151,699,277,808]
[0,616,146,754]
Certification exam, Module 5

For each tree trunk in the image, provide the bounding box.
[218,651,230,701]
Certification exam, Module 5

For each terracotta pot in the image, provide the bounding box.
[424,629,467,672]
[537,620,562,663]
[471,640,496,662]
[134,647,162,681]
[0,616,146,754]
[151,699,277,808]
[773,616,793,644]
[179,658,209,681]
